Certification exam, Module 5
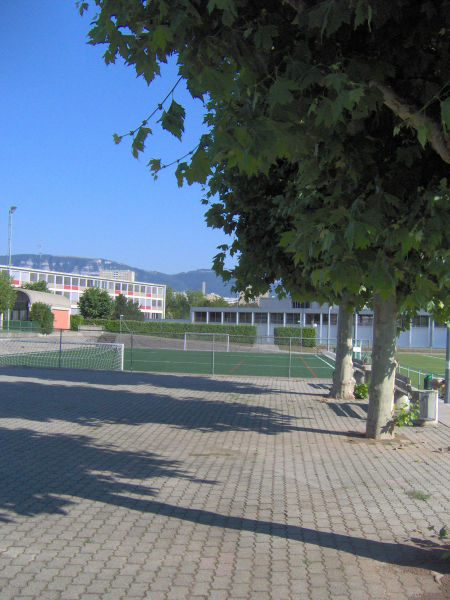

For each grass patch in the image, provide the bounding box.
[406,490,431,501]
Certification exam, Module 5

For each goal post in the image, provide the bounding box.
[183,332,230,352]
[0,338,125,371]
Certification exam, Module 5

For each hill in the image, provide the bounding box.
[1,254,236,296]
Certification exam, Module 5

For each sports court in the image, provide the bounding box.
[125,347,335,378]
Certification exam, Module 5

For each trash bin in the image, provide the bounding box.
[424,374,432,390]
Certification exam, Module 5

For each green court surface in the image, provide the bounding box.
[124,348,335,378]
[396,351,445,388]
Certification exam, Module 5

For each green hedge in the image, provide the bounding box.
[71,316,257,343]
[273,326,317,348]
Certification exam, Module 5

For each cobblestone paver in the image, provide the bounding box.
[0,367,449,599]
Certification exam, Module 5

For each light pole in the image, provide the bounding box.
[8,206,17,278]
[6,206,17,330]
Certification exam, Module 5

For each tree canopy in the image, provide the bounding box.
[78,287,114,319]
[81,0,450,437]
[0,272,17,316]
[112,293,145,320]
[22,280,50,293]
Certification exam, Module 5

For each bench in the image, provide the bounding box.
[352,360,439,426]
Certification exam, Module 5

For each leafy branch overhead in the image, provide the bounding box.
[80,0,449,439]
[81,0,450,170]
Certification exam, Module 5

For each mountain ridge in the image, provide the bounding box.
[1,254,235,296]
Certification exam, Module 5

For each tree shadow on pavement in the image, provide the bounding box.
[0,379,302,433]
[0,426,216,522]
[0,366,280,394]
[327,402,368,419]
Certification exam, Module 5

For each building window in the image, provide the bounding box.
[412,315,429,327]
[140,285,146,293]
[358,314,373,326]
[71,277,77,286]
[238,312,252,324]
[330,314,337,325]
[224,312,236,323]
[286,313,300,325]
[194,311,207,323]
[30,272,37,282]
[292,301,310,309]
[254,313,268,324]
[39,273,46,281]
[102,281,108,289]
[209,312,222,323]
[87,279,93,287]
[270,313,283,324]
[80,278,86,287]
[305,313,320,325]
[55,275,63,285]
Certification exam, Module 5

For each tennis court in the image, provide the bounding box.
[397,351,445,389]
[124,347,335,378]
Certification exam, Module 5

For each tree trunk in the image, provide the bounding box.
[366,291,397,439]
[329,299,355,399]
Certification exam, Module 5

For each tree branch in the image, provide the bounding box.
[370,82,450,164]
[283,0,307,12]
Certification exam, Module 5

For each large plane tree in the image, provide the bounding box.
[81,0,450,437]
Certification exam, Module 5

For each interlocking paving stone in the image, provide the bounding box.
[0,366,449,599]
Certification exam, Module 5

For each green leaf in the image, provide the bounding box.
[158,99,186,140]
[417,124,428,148]
[131,126,152,158]
[268,79,296,108]
[147,158,162,180]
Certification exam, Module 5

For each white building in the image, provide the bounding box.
[3,265,166,320]
[190,297,447,349]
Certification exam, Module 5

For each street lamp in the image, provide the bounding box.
[8,206,17,277]
[7,206,17,330]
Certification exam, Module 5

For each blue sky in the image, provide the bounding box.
[0,1,232,274]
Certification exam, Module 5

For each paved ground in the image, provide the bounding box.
[0,366,449,600]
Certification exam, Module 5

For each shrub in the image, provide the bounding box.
[29,302,54,334]
[70,316,257,343]
[273,326,317,348]
[353,383,369,399]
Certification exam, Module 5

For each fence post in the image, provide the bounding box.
[288,337,292,379]
[130,331,134,372]
[212,334,215,376]
[58,329,62,368]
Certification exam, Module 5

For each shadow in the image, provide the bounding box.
[1,424,445,573]
[327,402,368,420]
[0,366,281,395]
[0,427,214,522]
[0,370,304,434]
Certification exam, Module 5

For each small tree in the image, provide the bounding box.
[22,281,50,292]
[165,287,190,319]
[78,288,113,319]
[0,271,17,320]
[29,302,54,334]
[112,293,144,321]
